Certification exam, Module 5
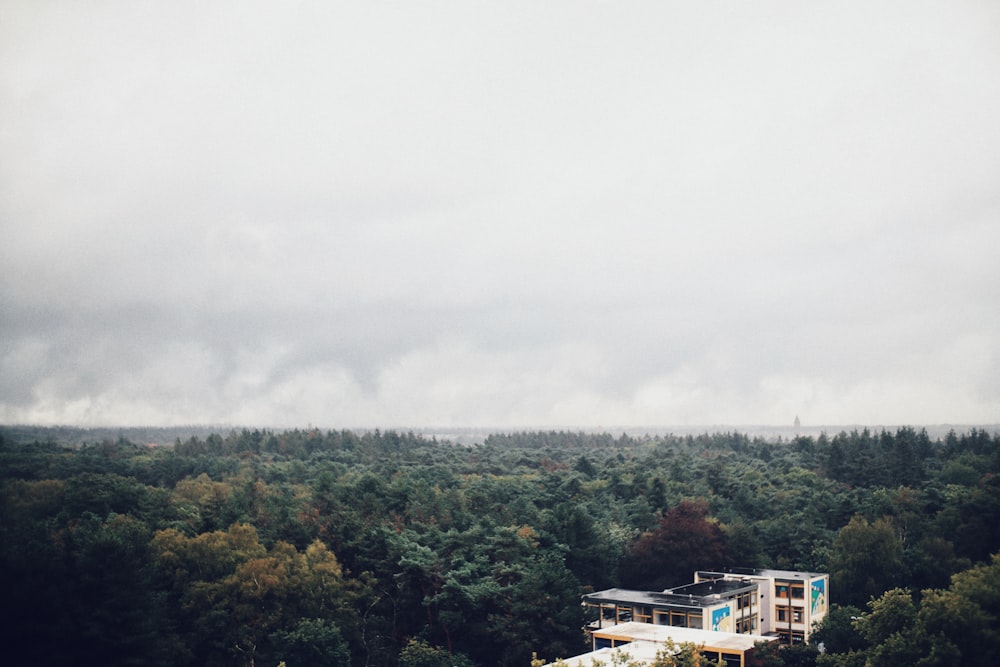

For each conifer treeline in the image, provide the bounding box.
[1,426,997,666]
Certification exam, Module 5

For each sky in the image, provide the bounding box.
[2,1,999,429]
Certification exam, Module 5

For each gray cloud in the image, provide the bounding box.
[3,1,999,427]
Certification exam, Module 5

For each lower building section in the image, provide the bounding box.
[542,622,777,667]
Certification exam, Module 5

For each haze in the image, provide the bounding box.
[2,2,999,428]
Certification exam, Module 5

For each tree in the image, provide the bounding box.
[271,618,351,667]
[850,589,922,664]
[56,513,168,665]
[398,638,474,667]
[490,551,587,666]
[810,604,865,655]
[818,556,1000,667]
[647,640,723,667]
[622,500,733,590]
[829,515,903,607]
[168,473,233,533]
[922,553,1000,664]
[151,523,361,667]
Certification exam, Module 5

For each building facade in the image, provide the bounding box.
[543,622,777,667]
[584,568,828,645]
[695,568,829,644]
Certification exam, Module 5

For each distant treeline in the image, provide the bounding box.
[1,425,998,666]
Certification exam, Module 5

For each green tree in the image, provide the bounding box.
[853,588,921,665]
[810,604,865,655]
[271,618,351,667]
[830,515,904,607]
[398,638,474,667]
[924,553,1000,664]
[58,513,168,665]
[647,640,723,666]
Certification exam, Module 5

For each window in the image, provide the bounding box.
[723,654,742,667]
[777,630,806,644]
[594,637,633,650]
[666,610,704,629]
[703,650,742,667]
[776,580,805,599]
[776,607,803,624]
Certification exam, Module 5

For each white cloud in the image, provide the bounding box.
[2,1,999,428]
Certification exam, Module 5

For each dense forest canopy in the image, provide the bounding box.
[1,425,998,666]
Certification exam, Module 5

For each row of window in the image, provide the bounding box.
[702,650,744,667]
[775,605,804,624]
[591,598,807,634]
[777,629,806,644]
[775,581,805,599]
[592,603,766,634]
[595,639,746,667]
[597,605,632,624]
[654,610,704,629]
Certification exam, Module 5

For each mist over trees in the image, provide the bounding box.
[1,425,998,666]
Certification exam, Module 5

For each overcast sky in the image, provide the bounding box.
[2,2,999,429]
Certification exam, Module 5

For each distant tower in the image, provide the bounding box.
[794,415,801,433]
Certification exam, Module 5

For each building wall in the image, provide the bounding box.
[587,623,777,667]
[586,569,827,646]
[692,569,829,644]
[756,573,829,643]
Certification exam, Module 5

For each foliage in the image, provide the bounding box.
[817,554,1000,666]
[622,500,734,590]
[1,424,999,665]
[648,640,724,666]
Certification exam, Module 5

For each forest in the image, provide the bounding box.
[1,424,998,666]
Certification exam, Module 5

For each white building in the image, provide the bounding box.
[543,622,777,667]
[584,568,829,646]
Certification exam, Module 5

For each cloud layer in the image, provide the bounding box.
[3,2,999,427]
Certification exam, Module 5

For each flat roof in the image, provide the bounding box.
[593,622,777,653]
[544,625,778,667]
[668,579,754,596]
[584,581,756,609]
[542,644,659,667]
[697,568,826,581]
